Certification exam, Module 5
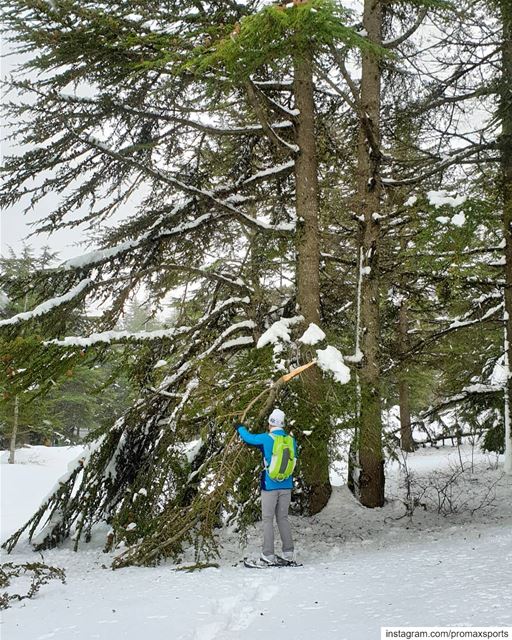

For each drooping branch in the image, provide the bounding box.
[383,8,428,50]
[68,129,296,234]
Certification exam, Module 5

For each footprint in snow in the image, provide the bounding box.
[191,620,224,640]
[227,605,259,632]
[253,583,279,602]
[190,580,277,639]
[210,594,242,616]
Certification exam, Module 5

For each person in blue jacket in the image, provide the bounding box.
[236,408,297,564]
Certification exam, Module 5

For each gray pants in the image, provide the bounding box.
[261,489,294,557]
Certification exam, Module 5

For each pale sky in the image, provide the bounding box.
[0,40,130,263]
[1,39,86,262]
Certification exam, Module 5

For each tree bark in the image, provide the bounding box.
[293,48,331,514]
[398,296,415,452]
[8,395,19,464]
[294,53,321,326]
[356,0,385,507]
[501,0,512,474]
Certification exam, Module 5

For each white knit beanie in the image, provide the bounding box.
[268,408,285,429]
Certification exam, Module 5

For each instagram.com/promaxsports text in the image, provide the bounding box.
[381,628,511,640]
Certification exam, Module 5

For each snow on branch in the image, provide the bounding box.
[427,190,467,208]
[58,91,293,137]
[382,143,497,187]
[446,303,504,331]
[63,212,228,277]
[418,384,504,423]
[256,316,304,348]
[251,79,293,90]
[245,80,298,154]
[263,94,300,119]
[220,319,256,335]
[62,199,193,271]
[241,160,295,186]
[73,131,295,235]
[316,345,351,384]
[219,335,254,350]
[0,279,92,327]
[63,241,153,272]
[157,317,256,392]
[421,299,504,334]
[398,303,504,367]
[197,297,250,324]
[46,326,190,348]
[47,297,252,349]
[61,207,277,281]
[298,323,326,345]
[217,320,256,351]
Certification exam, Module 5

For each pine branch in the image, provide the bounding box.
[383,8,428,50]
[68,129,296,234]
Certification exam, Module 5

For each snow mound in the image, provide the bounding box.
[0,444,85,541]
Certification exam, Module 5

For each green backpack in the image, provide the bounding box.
[267,434,296,481]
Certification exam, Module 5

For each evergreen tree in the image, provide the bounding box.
[1,0,507,570]
[0,247,58,458]
[0,247,134,450]
[0,0,367,565]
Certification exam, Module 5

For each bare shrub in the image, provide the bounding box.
[0,562,66,609]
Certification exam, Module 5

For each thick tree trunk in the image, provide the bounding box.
[501,0,512,474]
[8,395,19,464]
[293,49,331,514]
[348,249,364,497]
[356,0,385,507]
[398,298,415,452]
[294,53,321,326]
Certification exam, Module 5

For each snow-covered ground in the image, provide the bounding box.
[1,444,512,639]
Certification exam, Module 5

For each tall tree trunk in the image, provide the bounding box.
[356,0,385,507]
[348,247,364,496]
[398,294,415,452]
[293,48,331,514]
[501,0,512,474]
[8,395,19,464]
[247,228,267,335]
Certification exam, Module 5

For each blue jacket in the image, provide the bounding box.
[236,425,297,491]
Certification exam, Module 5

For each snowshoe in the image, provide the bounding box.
[275,554,302,567]
[243,556,302,569]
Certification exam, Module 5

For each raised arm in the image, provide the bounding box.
[236,425,267,447]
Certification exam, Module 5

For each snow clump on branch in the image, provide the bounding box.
[316,345,351,384]
[256,316,304,348]
[298,322,326,345]
[427,190,467,208]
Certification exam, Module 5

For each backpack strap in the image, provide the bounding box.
[263,433,276,470]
